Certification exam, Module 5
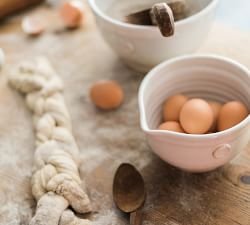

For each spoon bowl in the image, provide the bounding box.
[113,163,146,213]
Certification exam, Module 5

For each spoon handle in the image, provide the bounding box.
[130,210,143,225]
[150,3,175,37]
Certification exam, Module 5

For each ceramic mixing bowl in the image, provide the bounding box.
[139,55,250,172]
[88,0,219,73]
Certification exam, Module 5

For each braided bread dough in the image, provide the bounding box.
[9,57,92,225]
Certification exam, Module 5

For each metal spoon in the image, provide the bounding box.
[113,163,146,225]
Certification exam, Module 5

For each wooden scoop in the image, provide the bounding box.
[125,3,175,37]
[126,0,187,23]
[125,0,187,37]
[113,163,146,224]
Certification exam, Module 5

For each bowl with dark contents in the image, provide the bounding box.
[88,0,219,73]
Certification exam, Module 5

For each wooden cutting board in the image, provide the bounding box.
[0,2,250,225]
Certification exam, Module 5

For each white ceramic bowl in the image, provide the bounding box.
[139,55,250,172]
[88,0,219,73]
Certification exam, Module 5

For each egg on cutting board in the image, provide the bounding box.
[90,80,124,110]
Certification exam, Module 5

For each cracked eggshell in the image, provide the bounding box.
[60,0,85,28]
[22,16,45,36]
[0,48,5,68]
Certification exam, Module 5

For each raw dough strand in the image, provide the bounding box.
[9,57,92,225]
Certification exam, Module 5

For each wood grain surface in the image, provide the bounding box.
[0,0,44,20]
[0,2,250,225]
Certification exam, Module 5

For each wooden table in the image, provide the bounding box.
[0,2,250,225]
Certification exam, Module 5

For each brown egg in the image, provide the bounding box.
[60,0,85,28]
[158,121,185,133]
[22,16,45,36]
[208,101,222,132]
[163,94,188,121]
[218,101,249,131]
[180,98,214,134]
[90,80,124,110]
